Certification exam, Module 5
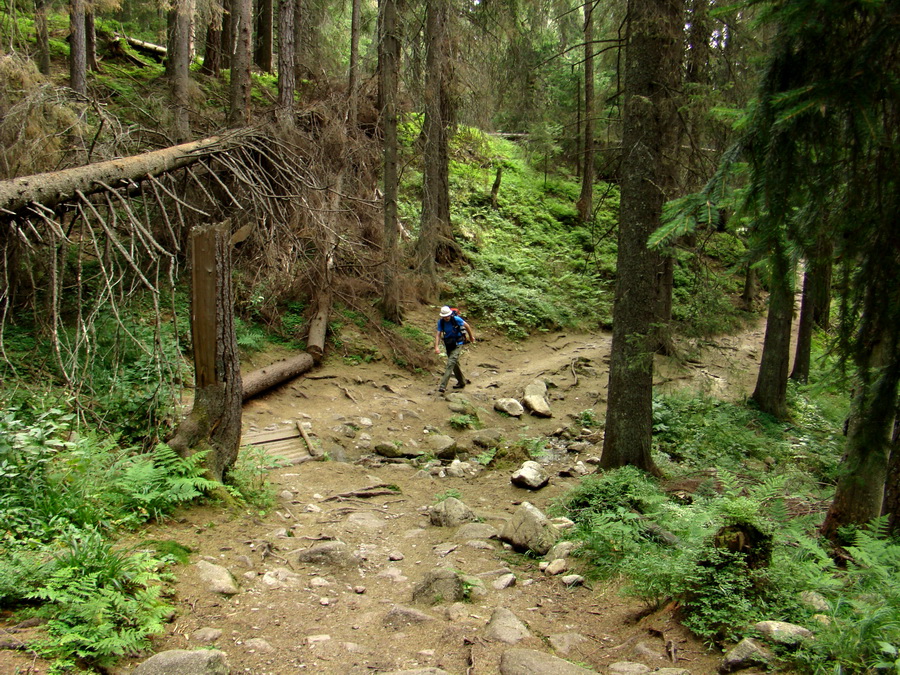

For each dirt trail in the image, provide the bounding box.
[3,309,770,675]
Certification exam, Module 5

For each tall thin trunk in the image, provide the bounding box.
[809,237,833,329]
[228,0,253,126]
[751,247,793,419]
[254,0,274,72]
[200,20,223,77]
[276,0,296,126]
[379,0,402,323]
[170,0,194,142]
[85,11,99,71]
[790,268,814,383]
[576,2,594,224]
[601,0,681,476]
[69,0,87,95]
[348,0,361,128]
[221,3,234,70]
[414,0,453,293]
[35,0,51,75]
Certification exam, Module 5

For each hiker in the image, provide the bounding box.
[434,305,475,393]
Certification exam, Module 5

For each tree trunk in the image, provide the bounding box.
[305,174,341,361]
[0,132,252,215]
[222,6,233,70]
[86,12,100,71]
[276,0,296,126]
[200,21,222,77]
[576,1,594,224]
[601,0,681,476]
[742,260,760,309]
[170,0,194,142]
[348,0,361,128]
[809,237,833,330]
[751,248,793,419]
[881,418,900,534]
[35,0,51,75]
[228,0,253,126]
[490,166,502,210]
[70,0,87,95]
[379,0,402,324]
[883,417,900,534]
[821,333,900,543]
[414,0,455,293]
[168,223,243,484]
[254,0,274,72]
[790,268,814,383]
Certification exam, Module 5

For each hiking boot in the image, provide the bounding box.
[437,387,446,393]
[453,382,465,389]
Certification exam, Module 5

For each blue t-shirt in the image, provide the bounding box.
[437,315,466,347]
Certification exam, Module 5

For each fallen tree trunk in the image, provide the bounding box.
[0,131,253,215]
[115,32,167,61]
[242,353,315,401]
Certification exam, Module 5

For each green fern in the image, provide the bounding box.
[30,537,172,665]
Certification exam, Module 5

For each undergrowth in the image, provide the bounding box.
[0,401,233,670]
[553,380,898,673]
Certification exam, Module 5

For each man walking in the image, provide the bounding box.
[434,306,475,393]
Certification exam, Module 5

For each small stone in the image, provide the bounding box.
[245,638,274,653]
[190,627,222,643]
[389,550,405,561]
[608,663,651,675]
[560,574,584,586]
[354,586,367,594]
[492,574,516,590]
[544,558,568,576]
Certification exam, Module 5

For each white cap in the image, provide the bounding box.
[439,306,452,317]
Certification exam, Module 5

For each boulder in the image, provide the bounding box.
[195,561,238,595]
[132,649,230,675]
[499,648,595,674]
[484,607,531,644]
[720,638,773,672]
[412,568,466,606]
[499,502,559,555]
[495,398,525,417]
[383,605,435,629]
[753,620,814,646]
[295,540,359,568]
[428,434,458,460]
[429,497,477,527]
[511,461,549,490]
[523,380,552,418]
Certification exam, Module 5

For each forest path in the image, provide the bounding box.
[112,309,768,674]
[4,310,772,675]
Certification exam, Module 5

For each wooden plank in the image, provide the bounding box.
[242,427,301,445]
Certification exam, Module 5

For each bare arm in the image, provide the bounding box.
[463,321,475,343]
